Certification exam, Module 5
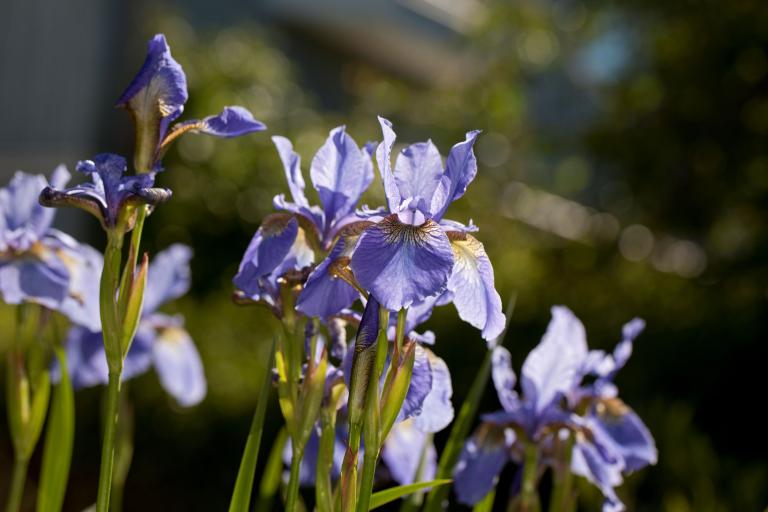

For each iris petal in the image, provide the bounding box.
[151,319,206,407]
[381,420,437,485]
[393,140,443,214]
[591,404,657,472]
[350,215,453,311]
[521,306,588,413]
[196,106,265,137]
[447,234,505,341]
[296,237,359,318]
[0,252,69,308]
[376,117,402,212]
[453,425,512,505]
[491,346,520,413]
[431,130,480,220]
[143,244,192,314]
[412,348,454,433]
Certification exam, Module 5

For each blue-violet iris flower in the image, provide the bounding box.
[116,34,265,171]
[1,168,101,330]
[453,306,656,511]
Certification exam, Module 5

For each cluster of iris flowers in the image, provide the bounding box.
[0,33,655,512]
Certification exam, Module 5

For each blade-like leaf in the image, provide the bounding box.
[37,347,75,512]
[255,428,289,512]
[120,253,148,357]
[472,489,496,512]
[25,369,51,457]
[370,480,452,510]
[229,339,276,512]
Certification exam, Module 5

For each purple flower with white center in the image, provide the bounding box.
[62,244,206,406]
[116,34,265,171]
[453,306,656,510]
[39,154,171,232]
[346,117,504,341]
[0,168,101,330]
[234,128,375,317]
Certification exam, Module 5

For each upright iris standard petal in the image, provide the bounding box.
[296,237,359,318]
[376,117,402,212]
[412,348,453,433]
[521,306,588,413]
[491,346,520,413]
[188,106,266,138]
[143,244,192,313]
[350,215,453,311]
[447,233,505,341]
[150,317,206,407]
[381,420,437,485]
[310,126,374,233]
[273,136,310,209]
[431,130,480,220]
[393,140,444,214]
[233,214,299,297]
[453,425,513,505]
[116,34,188,144]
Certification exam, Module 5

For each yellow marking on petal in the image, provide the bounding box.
[158,326,187,345]
[450,234,485,285]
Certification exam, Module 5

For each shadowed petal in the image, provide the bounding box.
[453,425,513,505]
[350,215,453,311]
[143,244,192,313]
[412,348,454,433]
[192,106,265,137]
[233,214,298,297]
[521,306,588,413]
[447,234,505,341]
[296,237,359,318]
[382,420,437,485]
[492,346,520,413]
[376,117,401,212]
[151,318,206,406]
[394,140,443,214]
[571,438,625,512]
[0,252,69,308]
[591,402,657,472]
[431,130,480,220]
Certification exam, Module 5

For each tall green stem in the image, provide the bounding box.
[5,456,29,512]
[519,443,541,512]
[548,435,575,512]
[96,373,121,512]
[285,444,304,512]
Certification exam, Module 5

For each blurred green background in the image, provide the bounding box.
[1,0,767,510]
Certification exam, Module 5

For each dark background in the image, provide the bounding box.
[1,0,766,510]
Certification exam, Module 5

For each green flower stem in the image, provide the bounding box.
[285,443,304,512]
[316,409,337,512]
[548,435,575,512]
[519,443,541,512]
[5,456,29,512]
[111,388,135,512]
[95,373,122,512]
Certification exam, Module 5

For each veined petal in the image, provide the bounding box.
[412,348,454,433]
[376,116,402,212]
[521,306,588,413]
[310,126,374,233]
[296,237,359,318]
[447,234,505,341]
[143,244,192,313]
[381,420,437,485]
[350,215,453,311]
[453,424,513,505]
[393,140,444,214]
[116,34,188,144]
[431,130,480,220]
[233,214,298,297]
[150,317,206,406]
[492,346,520,413]
[193,106,265,137]
[273,136,310,208]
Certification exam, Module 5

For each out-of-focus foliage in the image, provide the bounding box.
[2,0,766,509]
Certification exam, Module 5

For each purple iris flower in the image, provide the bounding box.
[453,306,656,511]
[39,154,171,231]
[63,244,206,406]
[116,34,265,171]
[345,117,504,341]
[234,128,375,317]
[381,419,437,485]
[0,168,101,330]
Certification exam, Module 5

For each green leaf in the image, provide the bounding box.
[370,480,452,510]
[473,489,496,512]
[37,347,75,512]
[255,428,288,512]
[25,369,51,457]
[229,339,275,512]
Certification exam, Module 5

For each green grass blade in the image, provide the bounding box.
[37,347,75,512]
[229,338,276,512]
[370,480,452,510]
[472,489,496,512]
